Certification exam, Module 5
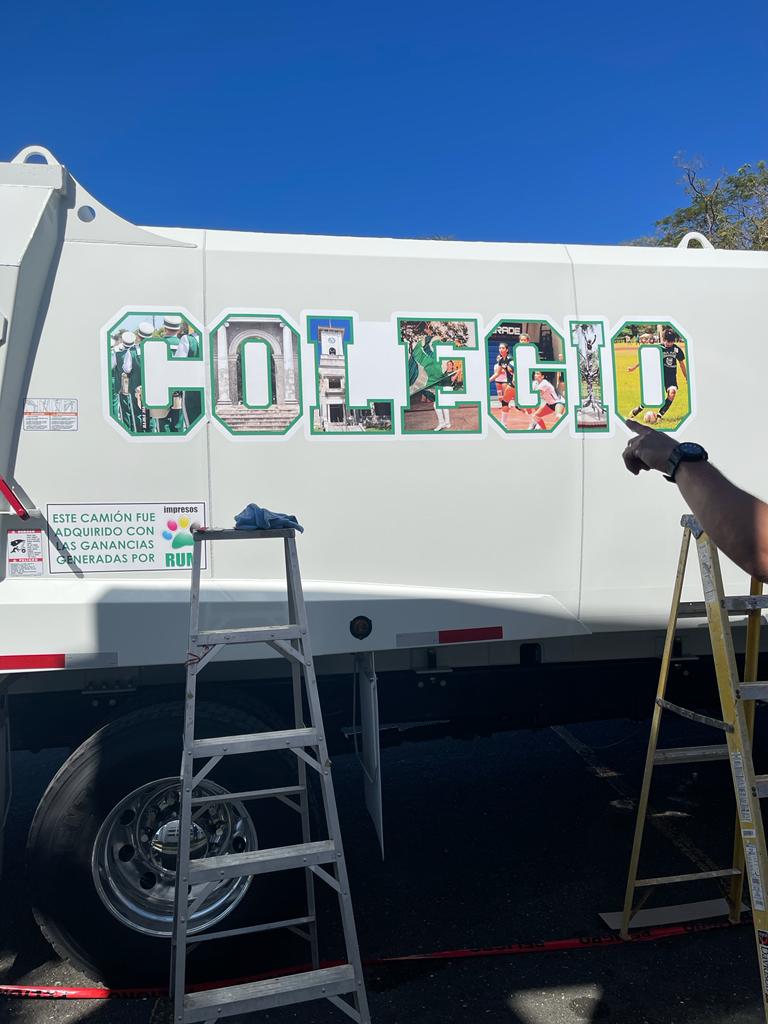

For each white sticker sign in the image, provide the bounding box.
[24,398,79,432]
[47,502,206,574]
[6,529,44,576]
[746,840,766,911]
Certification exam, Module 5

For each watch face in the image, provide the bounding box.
[678,442,705,456]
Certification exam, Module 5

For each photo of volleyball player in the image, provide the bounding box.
[486,321,566,432]
[528,370,566,431]
[489,342,515,409]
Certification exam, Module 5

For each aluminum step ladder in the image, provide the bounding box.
[609,515,768,1020]
[170,526,371,1024]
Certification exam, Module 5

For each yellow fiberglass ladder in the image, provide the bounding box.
[604,515,768,1019]
[169,526,371,1024]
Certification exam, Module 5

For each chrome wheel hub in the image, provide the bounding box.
[92,777,257,937]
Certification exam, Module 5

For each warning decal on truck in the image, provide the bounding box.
[6,530,44,576]
[24,398,79,431]
[46,502,206,574]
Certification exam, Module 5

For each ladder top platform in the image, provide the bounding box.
[192,527,296,542]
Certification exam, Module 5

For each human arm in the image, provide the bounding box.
[622,421,768,581]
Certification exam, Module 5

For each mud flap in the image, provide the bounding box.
[0,679,10,880]
[354,652,383,857]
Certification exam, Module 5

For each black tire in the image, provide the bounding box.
[28,701,309,985]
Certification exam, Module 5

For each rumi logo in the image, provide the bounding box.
[163,516,194,567]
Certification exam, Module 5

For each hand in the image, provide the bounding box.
[622,420,677,475]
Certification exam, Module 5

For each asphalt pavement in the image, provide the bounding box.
[1,713,766,1023]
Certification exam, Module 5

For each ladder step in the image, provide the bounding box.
[192,728,318,758]
[654,744,729,765]
[600,896,744,931]
[754,775,768,798]
[191,785,304,806]
[655,699,733,732]
[737,683,768,702]
[183,964,356,1021]
[194,625,302,645]
[189,839,337,883]
[678,596,768,618]
[635,868,741,887]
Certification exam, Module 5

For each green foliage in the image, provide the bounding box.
[635,157,768,250]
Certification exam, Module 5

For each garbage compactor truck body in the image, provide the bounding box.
[0,147,766,982]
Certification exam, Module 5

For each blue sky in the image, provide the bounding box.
[4,1,767,244]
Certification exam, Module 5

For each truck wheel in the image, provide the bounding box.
[28,701,305,984]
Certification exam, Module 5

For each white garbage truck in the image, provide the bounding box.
[1,146,765,982]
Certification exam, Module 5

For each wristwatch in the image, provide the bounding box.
[665,442,709,483]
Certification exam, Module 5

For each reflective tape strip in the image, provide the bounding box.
[0,653,118,671]
[0,655,65,670]
[438,626,503,644]
[396,626,503,648]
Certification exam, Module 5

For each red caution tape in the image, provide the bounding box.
[0,918,741,1000]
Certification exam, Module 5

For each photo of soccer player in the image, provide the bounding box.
[486,320,567,432]
[400,318,481,434]
[612,322,691,429]
[107,312,204,436]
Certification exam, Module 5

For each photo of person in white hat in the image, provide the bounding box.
[168,316,202,426]
[111,330,144,431]
[136,321,155,341]
[108,313,203,435]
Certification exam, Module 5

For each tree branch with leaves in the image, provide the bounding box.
[632,156,768,250]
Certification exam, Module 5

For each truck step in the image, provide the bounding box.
[193,625,302,645]
[192,728,318,758]
[183,964,356,1021]
[189,839,337,883]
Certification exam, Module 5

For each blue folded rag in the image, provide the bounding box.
[234,503,304,533]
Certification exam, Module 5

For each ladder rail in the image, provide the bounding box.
[619,525,692,938]
[618,515,768,1022]
[171,536,205,1019]
[697,534,768,1022]
[727,575,763,920]
[170,528,371,1024]
[285,535,371,1022]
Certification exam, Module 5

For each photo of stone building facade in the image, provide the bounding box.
[212,315,300,433]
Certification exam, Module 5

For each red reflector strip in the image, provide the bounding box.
[0,655,66,670]
[438,626,503,645]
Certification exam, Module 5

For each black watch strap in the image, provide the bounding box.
[665,442,709,483]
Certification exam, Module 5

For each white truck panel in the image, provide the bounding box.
[1,150,766,673]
